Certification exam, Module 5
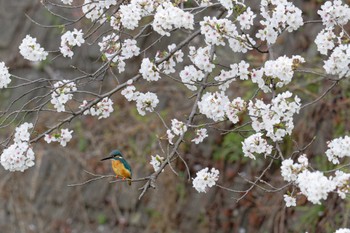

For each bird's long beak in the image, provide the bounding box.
[101,156,113,161]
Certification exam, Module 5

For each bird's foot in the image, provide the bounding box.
[115,175,118,178]
[122,177,126,181]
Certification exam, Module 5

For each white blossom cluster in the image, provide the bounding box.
[199,0,212,7]
[166,129,175,145]
[118,0,155,30]
[61,0,73,5]
[199,17,253,53]
[82,0,117,22]
[283,194,296,207]
[120,82,159,116]
[51,80,77,112]
[99,33,140,73]
[79,97,114,120]
[314,28,336,56]
[98,34,125,72]
[98,33,121,61]
[135,92,159,116]
[121,39,140,59]
[150,154,164,172]
[198,92,246,124]
[315,1,350,78]
[325,136,350,164]
[248,91,301,142]
[44,128,73,147]
[217,0,236,14]
[296,170,336,205]
[152,2,194,36]
[323,45,350,78]
[110,15,122,31]
[318,0,350,27]
[226,97,246,124]
[214,67,236,91]
[200,17,237,46]
[19,35,48,62]
[189,46,215,73]
[237,7,256,30]
[139,58,161,82]
[216,0,246,17]
[155,44,184,74]
[0,62,11,88]
[214,61,250,91]
[171,119,187,136]
[179,65,204,91]
[191,128,208,144]
[119,4,142,30]
[166,119,187,145]
[256,0,303,44]
[121,81,137,101]
[281,155,308,183]
[198,92,228,122]
[1,123,35,172]
[241,133,272,160]
[192,167,219,193]
[335,229,350,233]
[332,171,350,199]
[264,55,305,88]
[60,29,85,58]
[249,56,304,93]
[250,68,268,93]
[281,155,350,205]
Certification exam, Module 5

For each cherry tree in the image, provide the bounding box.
[1,0,350,231]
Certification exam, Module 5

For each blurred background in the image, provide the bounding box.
[0,0,350,232]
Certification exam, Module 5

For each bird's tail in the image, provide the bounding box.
[128,179,131,185]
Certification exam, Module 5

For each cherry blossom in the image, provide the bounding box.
[80,98,114,120]
[150,154,164,172]
[61,0,73,5]
[335,229,350,233]
[19,35,48,62]
[241,133,272,160]
[257,0,303,44]
[135,92,159,116]
[296,170,336,204]
[323,45,350,78]
[44,128,73,147]
[120,3,142,30]
[156,44,184,74]
[192,167,219,193]
[248,91,301,142]
[283,194,296,207]
[237,7,256,30]
[198,92,229,122]
[152,2,194,36]
[179,65,204,91]
[325,136,350,164]
[0,62,11,88]
[171,119,187,136]
[264,55,304,88]
[51,80,77,112]
[60,29,85,58]
[139,58,161,82]
[280,155,308,182]
[189,46,215,73]
[318,0,350,27]
[1,123,35,172]
[192,129,208,144]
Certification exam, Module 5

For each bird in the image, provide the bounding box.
[101,150,132,185]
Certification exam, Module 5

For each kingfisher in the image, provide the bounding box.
[101,150,132,185]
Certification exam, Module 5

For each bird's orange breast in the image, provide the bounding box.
[111,160,132,179]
